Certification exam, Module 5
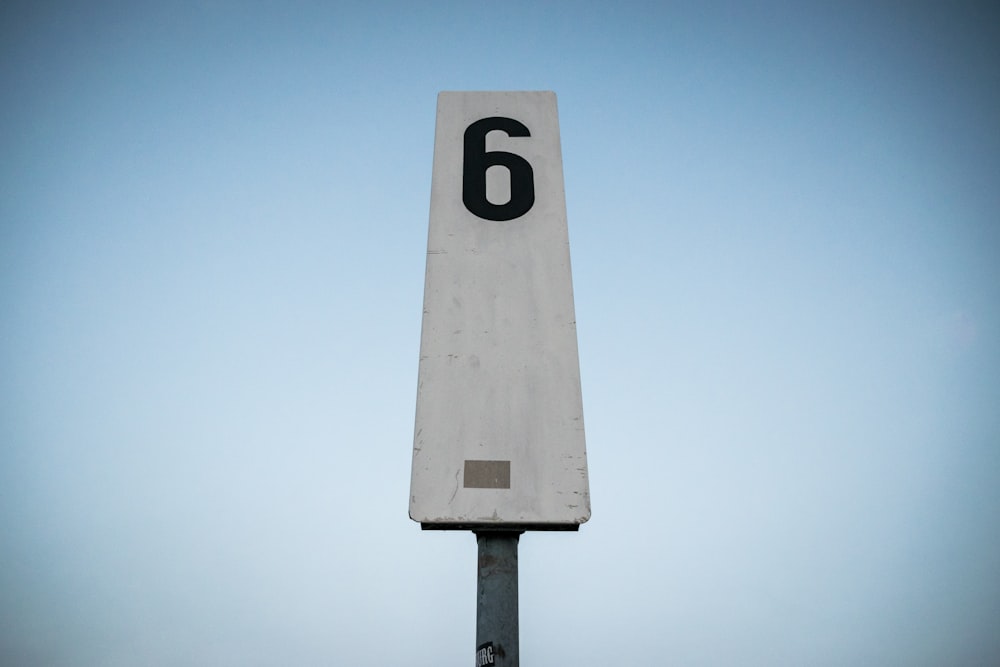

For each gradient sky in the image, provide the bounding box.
[2,2,998,666]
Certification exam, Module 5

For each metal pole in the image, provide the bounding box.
[475,531,521,667]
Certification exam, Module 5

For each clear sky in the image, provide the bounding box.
[2,2,998,665]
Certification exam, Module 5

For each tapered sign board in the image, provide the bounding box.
[410,91,590,530]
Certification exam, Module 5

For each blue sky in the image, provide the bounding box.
[2,2,998,665]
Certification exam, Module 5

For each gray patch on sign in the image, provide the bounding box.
[464,460,511,489]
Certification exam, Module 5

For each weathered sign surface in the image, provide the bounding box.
[410,91,590,530]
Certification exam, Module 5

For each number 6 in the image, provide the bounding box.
[462,117,535,221]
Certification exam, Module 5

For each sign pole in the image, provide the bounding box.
[411,91,590,666]
[476,531,521,667]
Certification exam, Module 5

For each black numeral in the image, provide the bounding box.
[462,117,535,221]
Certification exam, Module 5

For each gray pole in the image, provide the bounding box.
[475,531,521,667]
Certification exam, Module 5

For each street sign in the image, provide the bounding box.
[410,91,590,530]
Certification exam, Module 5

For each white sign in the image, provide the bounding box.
[410,91,590,530]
